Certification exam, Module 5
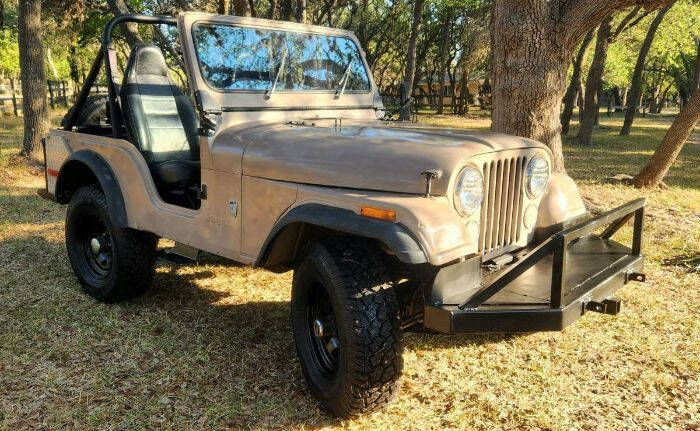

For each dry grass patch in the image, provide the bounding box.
[0,112,698,430]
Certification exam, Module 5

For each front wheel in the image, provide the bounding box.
[65,185,158,303]
[291,237,403,418]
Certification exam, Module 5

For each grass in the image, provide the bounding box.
[0,111,698,430]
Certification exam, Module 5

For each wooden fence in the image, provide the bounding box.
[0,78,108,116]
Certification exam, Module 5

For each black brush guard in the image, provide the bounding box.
[424,198,646,334]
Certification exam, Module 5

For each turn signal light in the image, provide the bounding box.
[361,206,396,221]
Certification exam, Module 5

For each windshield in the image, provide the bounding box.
[192,23,371,93]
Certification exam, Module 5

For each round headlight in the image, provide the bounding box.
[525,156,549,198]
[454,166,483,217]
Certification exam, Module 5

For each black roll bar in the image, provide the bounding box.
[63,14,177,136]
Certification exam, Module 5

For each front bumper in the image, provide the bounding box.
[423,198,646,334]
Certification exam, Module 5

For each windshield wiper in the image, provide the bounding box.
[265,48,288,100]
[334,59,354,98]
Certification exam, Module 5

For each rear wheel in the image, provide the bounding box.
[65,185,157,303]
[291,237,403,418]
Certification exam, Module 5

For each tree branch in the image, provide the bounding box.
[106,0,143,48]
[617,10,652,36]
[611,6,641,37]
[561,0,675,48]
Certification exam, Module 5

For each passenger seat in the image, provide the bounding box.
[120,44,200,203]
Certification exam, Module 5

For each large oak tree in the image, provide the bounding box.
[490,0,674,173]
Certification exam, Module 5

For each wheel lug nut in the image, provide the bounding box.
[90,238,101,255]
[327,337,340,351]
[313,319,324,337]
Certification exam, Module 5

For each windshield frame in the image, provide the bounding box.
[190,20,373,95]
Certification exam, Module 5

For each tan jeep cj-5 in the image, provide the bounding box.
[40,13,648,417]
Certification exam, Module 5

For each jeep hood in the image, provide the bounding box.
[239,122,548,196]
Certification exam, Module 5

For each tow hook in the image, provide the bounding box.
[625,271,646,283]
[585,298,621,315]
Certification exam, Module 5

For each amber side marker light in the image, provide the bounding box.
[361,206,397,221]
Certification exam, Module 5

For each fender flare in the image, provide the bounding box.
[255,203,427,266]
[56,150,128,228]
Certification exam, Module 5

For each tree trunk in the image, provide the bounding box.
[46,46,59,79]
[18,0,49,157]
[249,0,256,17]
[576,17,612,146]
[399,0,425,121]
[612,87,622,109]
[594,85,603,125]
[268,0,277,19]
[576,81,584,108]
[295,0,306,23]
[632,90,699,188]
[649,83,660,114]
[620,5,671,135]
[217,0,230,14]
[490,4,577,173]
[436,42,448,114]
[68,45,81,91]
[106,0,143,47]
[232,0,251,16]
[458,57,469,115]
[281,0,293,21]
[436,13,452,115]
[561,28,595,135]
[693,38,700,94]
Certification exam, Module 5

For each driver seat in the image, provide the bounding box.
[120,44,200,203]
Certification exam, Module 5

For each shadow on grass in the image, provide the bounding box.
[660,252,700,274]
[59,258,510,427]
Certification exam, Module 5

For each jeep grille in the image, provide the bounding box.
[478,156,527,255]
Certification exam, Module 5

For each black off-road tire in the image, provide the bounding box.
[291,237,403,418]
[60,95,108,127]
[65,185,158,303]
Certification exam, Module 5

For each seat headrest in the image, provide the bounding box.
[127,44,169,77]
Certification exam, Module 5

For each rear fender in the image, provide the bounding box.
[55,150,128,228]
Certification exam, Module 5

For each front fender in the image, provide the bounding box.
[256,203,428,267]
[534,173,587,239]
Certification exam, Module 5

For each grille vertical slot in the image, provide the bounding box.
[478,156,527,254]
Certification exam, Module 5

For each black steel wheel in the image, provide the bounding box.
[306,281,341,378]
[78,217,113,279]
[65,185,157,303]
[291,237,403,418]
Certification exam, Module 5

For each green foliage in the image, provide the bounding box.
[605,0,700,92]
[0,27,18,75]
[0,0,18,76]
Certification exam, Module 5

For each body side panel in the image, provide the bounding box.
[241,175,298,259]
[46,129,243,260]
